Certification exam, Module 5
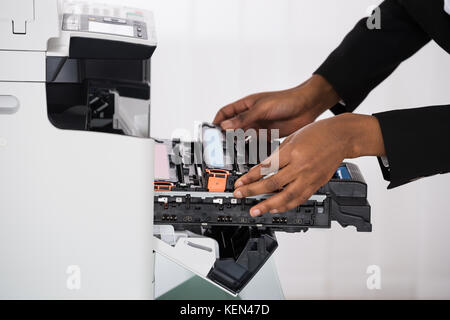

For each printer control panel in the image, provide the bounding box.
[62,14,148,40]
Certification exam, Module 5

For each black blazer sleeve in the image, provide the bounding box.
[314,0,450,188]
[373,106,450,189]
[314,0,431,113]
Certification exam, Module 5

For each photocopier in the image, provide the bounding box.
[0,1,372,299]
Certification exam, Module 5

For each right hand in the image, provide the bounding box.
[213,74,341,138]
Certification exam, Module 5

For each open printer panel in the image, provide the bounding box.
[153,123,372,294]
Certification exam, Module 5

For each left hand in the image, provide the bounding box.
[233,113,386,217]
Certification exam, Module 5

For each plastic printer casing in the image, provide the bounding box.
[0,1,156,299]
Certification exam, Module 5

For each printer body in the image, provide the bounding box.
[0,1,156,299]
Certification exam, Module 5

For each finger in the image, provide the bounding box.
[248,181,311,217]
[268,188,315,214]
[234,167,295,198]
[234,164,264,188]
[235,146,290,187]
[219,107,264,130]
[213,99,250,126]
[213,93,265,126]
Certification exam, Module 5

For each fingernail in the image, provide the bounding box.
[270,209,279,214]
[250,209,261,217]
[234,190,243,198]
[235,180,243,188]
[221,120,233,130]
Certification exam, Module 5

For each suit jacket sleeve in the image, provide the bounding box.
[314,0,431,113]
[373,105,450,189]
[314,0,450,188]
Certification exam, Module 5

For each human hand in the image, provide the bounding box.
[213,75,341,138]
[232,113,386,216]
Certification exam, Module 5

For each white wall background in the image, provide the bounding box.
[107,0,450,299]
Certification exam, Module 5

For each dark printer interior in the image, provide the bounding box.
[45,37,154,137]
